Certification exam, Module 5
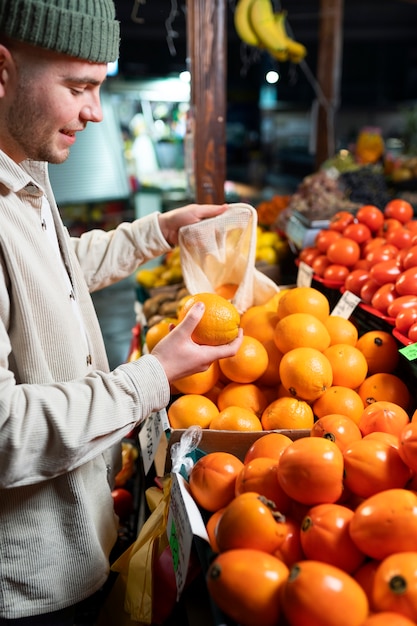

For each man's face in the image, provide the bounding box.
[3,44,108,163]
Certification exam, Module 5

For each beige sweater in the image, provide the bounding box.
[0,152,172,618]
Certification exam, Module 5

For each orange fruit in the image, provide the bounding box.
[355,330,400,374]
[323,315,358,346]
[188,451,244,512]
[239,304,267,328]
[323,343,368,389]
[256,339,283,387]
[263,290,286,312]
[244,432,293,463]
[177,292,240,345]
[261,397,315,430]
[310,413,363,453]
[279,347,333,403]
[241,309,279,344]
[217,382,269,417]
[214,283,239,299]
[209,405,263,431]
[358,400,410,437]
[357,372,411,410]
[277,286,330,322]
[203,380,225,404]
[167,393,219,429]
[313,386,365,425]
[273,312,331,354]
[173,360,220,395]
[219,335,268,384]
[145,317,177,352]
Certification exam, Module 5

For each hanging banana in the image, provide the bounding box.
[234,0,260,47]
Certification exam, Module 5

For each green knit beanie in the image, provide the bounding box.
[0,0,120,63]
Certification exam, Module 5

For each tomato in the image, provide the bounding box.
[387,294,417,317]
[311,254,331,277]
[300,503,366,573]
[360,277,382,304]
[327,237,361,267]
[207,549,289,626]
[378,217,402,237]
[384,198,414,224]
[370,283,399,315]
[352,258,371,271]
[353,559,380,612]
[215,492,288,553]
[395,307,417,335]
[366,243,399,266]
[329,210,355,232]
[344,268,371,296]
[323,264,349,283]
[315,229,342,253]
[111,488,134,520]
[298,246,321,266]
[402,245,417,270]
[395,267,417,296]
[408,321,417,342]
[372,552,417,621]
[281,560,369,626]
[385,226,413,249]
[362,236,387,257]
[405,218,417,232]
[349,488,417,560]
[369,259,402,285]
[356,204,385,232]
[343,222,372,244]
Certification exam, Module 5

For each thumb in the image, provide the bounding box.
[177,301,205,333]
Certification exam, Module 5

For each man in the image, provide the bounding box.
[0,1,242,624]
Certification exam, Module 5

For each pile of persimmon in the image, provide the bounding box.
[185,406,417,626]
[299,199,417,343]
[167,285,414,432]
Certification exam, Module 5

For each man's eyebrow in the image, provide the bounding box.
[63,75,105,86]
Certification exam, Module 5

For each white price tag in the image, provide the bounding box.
[167,473,209,599]
[138,410,165,475]
[331,290,361,319]
[297,261,314,287]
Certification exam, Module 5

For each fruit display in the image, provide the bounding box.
[234,0,307,63]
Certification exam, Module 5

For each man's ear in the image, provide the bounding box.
[0,45,13,97]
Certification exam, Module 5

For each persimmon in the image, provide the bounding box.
[215,492,288,553]
[206,548,289,626]
[361,612,416,626]
[188,451,243,512]
[277,437,344,506]
[310,413,362,453]
[399,421,417,473]
[272,516,305,568]
[357,373,411,411]
[355,330,399,374]
[353,559,381,612]
[244,432,293,464]
[372,551,417,621]
[358,400,410,437]
[234,457,291,512]
[300,503,366,573]
[349,488,417,560]
[343,437,411,498]
[281,560,369,626]
[205,507,225,553]
[312,386,365,425]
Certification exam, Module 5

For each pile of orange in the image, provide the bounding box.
[163,285,414,433]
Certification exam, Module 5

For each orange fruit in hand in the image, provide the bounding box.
[357,372,411,410]
[323,343,368,389]
[145,317,177,352]
[281,560,369,626]
[244,432,293,464]
[279,347,333,403]
[355,330,399,374]
[217,382,269,417]
[313,386,365,425]
[188,451,243,512]
[323,315,358,346]
[177,292,240,345]
[277,286,330,322]
[209,405,263,431]
[173,360,220,395]
[310,413,363,453]
[261,397,315,430]
[273,312,331,353]
[167,393,219,429]
[219,335,268,384]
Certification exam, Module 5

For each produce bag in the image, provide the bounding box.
[178,203,280,313]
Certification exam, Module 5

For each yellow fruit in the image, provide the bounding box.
[177,292,240,346]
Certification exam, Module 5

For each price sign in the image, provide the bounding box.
[331,290,361,319]
[399,343,417,361]
[297,261,313,287]
[138,409,166,475]
[167,473,209,599]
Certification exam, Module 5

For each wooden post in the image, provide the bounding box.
[315,0,344,170]
[186,0,227,203]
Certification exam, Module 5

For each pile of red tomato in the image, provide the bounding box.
[299,199,417,343]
